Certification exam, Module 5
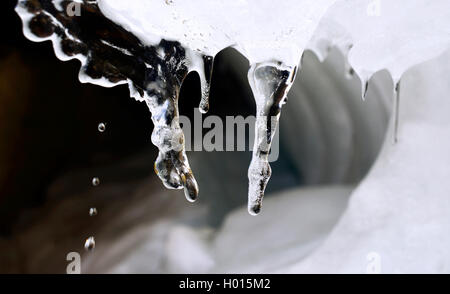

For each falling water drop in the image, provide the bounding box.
[92,177,100,186]
[89,207,98,216]
[84,236,95,251]
[98,122,106,133]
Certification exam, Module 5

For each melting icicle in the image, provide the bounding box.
[198,55,214,114]
[84,236,96,251]
[363,80,370,99]
[247,62,297,215]
[393,81,401,144]
[143,45,214,203]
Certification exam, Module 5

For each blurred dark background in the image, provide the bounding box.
[1,0,151,234]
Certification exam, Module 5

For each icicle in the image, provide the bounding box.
[247,62,297,215]
[362,80,370,100]
[184,50,215,114]
[149,104,200,203]
[393,81,401,144]
[198,55,214,114]
[144,51,202,203]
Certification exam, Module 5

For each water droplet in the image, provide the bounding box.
[92,177,100,186]
[84,236,95,251]
[98,123,106,133]
[89,207,98,216]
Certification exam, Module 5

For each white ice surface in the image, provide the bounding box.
[309,0,450,85]
[98,0,336,66]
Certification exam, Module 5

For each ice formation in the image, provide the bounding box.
[15,0,450,214]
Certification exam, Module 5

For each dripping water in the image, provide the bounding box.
[86,122,101,251]
[92,177,100,186]
[98,122,106,133]
[84,236,96,251]
[89,207,98,216]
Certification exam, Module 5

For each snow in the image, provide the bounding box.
[98,0,336,66]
